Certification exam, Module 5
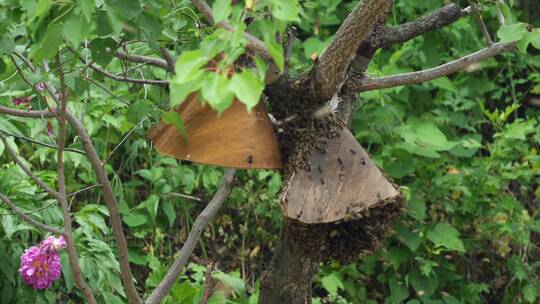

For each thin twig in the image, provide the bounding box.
[165,192,202,202]
[86,61,169,85]
[467,0,493,46]
[0,129,84,154]
[0,192,64,235]
[0,132,61,199]
[0,200,58,216]
[115,50,170,71]
[103,116,149,164]
[66,184,102,198]
[199,261,215,304]
[145,169,236,304]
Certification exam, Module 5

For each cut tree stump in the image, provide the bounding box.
[148,93,282,169]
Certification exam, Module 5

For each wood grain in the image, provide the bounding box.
[281,127,401,224]
[148,93,282,169]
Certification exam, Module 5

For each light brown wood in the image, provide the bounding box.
[280,126,401,224]
[148,93,282,169]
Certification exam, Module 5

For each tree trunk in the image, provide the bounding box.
[259,220,320,304]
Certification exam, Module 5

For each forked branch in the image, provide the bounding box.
[309,0,393,100]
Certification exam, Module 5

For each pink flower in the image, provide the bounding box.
[12,96,33,107]
[36,82,46,92]
[19,236,65,289]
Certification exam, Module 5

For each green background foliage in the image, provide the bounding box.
[0,0,539,303]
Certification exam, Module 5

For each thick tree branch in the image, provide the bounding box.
[349,4,469,76]
[345,42,516,93]
[0,192,64,235]
[309,0,393,100]
[145,169,236,304]
[375,4,468,49]
[190,0,271,60]
[0,132,60,200]
[64,111,141,304]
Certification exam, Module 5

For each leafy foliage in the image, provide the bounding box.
[0,0,539,303]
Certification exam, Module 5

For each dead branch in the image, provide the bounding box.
[345,42,516,93]
[309,0,393,100]
[145,169,236,304]
[85,60,168,85]
[468,0,493,46]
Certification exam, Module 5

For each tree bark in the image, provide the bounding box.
[259,220,320,304]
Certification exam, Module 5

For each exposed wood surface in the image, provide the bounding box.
[281,127,400,224]
[148,94,282,169]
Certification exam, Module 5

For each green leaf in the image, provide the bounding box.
[169,80,202,107]
[212,0,232,23]
[407,194,425,221]
[161,200,176,227]
[144,195,159,221]
[497,23,528,43]
[389,276,409,304]
[30,23,63,61]
[0,37,15,55]
[229,69,264,110]
[268,0,301,22]
[89,37,117,67]
[320,272,344,295]
[213,271,246,295]
[162,111,188,141]
[63,13,92,47]
[33,0,53,20]
[523,284,537,303]
[105,0,142,20]
[426,223,465,252]
[265,40,284,72]
[77,0,95,21]
[174,50,209,83]
[123,213,147,227]
[430,76,457,93]
[202,73,234,113]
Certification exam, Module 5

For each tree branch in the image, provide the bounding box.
[0,129,84,154]
[0,192,64,235]
[145,169,236,304]
[86,60,169,86]
[374,3,469,49]
[309,0,393,100]
[54,53,98,304]
[0,132,61,200]
[345,42,516,93]
[64,111,141,304]
[115,50,170,71]
[468,0,493,46]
